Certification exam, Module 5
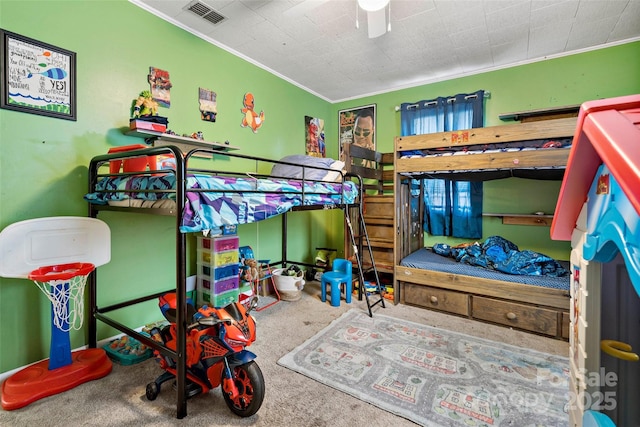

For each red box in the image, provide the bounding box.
[108,144,157,173]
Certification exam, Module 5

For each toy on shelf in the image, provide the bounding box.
[131,90,159,118]
[129,90,169,133]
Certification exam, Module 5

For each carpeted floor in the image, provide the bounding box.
[278,309,569,427]
[0,282,569,426]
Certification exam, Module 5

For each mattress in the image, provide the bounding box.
[398,138,572,181]
[400,247,570,290]
[85,174,358,233]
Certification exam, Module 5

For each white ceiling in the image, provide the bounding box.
[133,0,640,103]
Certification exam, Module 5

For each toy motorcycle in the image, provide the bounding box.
[145,293,264,417]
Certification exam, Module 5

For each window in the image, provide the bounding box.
[399,91,485,238]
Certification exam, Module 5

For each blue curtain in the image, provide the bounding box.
[400,90,484,239]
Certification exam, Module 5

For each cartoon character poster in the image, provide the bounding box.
[240,92,264,133]
[148,67,172,108]
[199,87,217,122]
[305,116,325,158]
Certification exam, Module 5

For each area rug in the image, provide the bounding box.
[277,309,569,427]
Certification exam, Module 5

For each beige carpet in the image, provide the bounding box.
[0,283,568,427]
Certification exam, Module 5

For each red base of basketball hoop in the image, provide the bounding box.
[0,217,113,410]
[1,348,112,410]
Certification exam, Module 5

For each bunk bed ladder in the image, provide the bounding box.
[344,205,386,317]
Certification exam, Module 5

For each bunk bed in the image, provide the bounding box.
[84,144,367,419]
[393,117,578,340]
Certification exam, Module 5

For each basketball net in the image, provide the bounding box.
[33,274,88,332]
[29,263,94,333]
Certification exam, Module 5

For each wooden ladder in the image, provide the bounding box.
[344,203,386,317]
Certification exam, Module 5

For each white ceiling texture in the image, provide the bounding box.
[132,0,640,102]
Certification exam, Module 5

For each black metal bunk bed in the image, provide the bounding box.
[85,144,383,418]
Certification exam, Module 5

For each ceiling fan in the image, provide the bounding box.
[356,0,391,38]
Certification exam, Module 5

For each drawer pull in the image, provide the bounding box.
[506,312,517,320]
[430,295,438,304]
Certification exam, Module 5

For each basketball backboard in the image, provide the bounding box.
[0,217,110,279]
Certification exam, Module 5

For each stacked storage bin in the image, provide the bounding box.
[196,235,240,307]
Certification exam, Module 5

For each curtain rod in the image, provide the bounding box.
[394,91,491,112]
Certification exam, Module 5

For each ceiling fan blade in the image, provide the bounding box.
[367,8,387,38]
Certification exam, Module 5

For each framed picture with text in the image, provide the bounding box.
[0,29,76,121]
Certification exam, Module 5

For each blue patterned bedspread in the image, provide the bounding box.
[432,236,569,277]
[402,240,570,290]
[85,174,358,233]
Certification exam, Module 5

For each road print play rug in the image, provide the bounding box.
[278,309,569,427]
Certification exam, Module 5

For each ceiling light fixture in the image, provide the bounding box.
[356,0,391,39]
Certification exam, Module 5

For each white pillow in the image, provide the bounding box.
[271,155,345,182]
[323,160,345,182]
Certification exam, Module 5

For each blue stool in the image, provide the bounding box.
[321,258,352,307]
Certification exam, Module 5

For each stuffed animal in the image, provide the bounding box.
[243,258,260,282]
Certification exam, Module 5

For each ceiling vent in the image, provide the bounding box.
[185,1,226,25]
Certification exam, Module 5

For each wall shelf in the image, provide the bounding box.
[498,105,580,122]
[483,213,554,226]
[126,129,240,153]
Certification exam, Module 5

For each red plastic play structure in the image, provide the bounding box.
[551,94,640,426]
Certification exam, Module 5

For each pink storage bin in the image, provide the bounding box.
[197,236,239,252]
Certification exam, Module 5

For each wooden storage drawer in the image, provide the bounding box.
[402,283,469,316]
[472,296,558,337]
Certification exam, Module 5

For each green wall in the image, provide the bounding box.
[0,0,333,374]
[1,0,638,374]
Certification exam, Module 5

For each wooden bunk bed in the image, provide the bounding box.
[393,117,578,340]
[84,144,377,419]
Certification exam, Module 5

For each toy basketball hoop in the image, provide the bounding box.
[0,217,112,411]
[29,262,95,332]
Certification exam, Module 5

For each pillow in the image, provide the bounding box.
[323,160,345,182]
[271,155,343,181]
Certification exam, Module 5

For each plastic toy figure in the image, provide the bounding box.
[131,90,159,118]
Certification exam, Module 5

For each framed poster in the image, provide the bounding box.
[338,104,375,164]
[305,115,325,158]
[0,29,76,121]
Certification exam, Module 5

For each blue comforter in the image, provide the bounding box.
[432,236,568,277]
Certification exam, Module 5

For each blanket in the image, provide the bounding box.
[84,174,358,233]
[432,236,568,277]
